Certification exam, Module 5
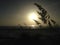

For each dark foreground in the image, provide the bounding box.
[0,26,60,45]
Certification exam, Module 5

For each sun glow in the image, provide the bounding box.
[31,25,35,27]
[28,12,38,21]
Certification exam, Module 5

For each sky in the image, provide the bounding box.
[0,0,60,26]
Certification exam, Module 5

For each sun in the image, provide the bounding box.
[29,12,38,21]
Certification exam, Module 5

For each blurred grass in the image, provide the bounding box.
[0,26,60,45]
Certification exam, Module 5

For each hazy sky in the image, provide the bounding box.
[0,0,60,26]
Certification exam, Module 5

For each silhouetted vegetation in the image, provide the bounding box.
[34,3,56,27]
[33,19,40,25]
